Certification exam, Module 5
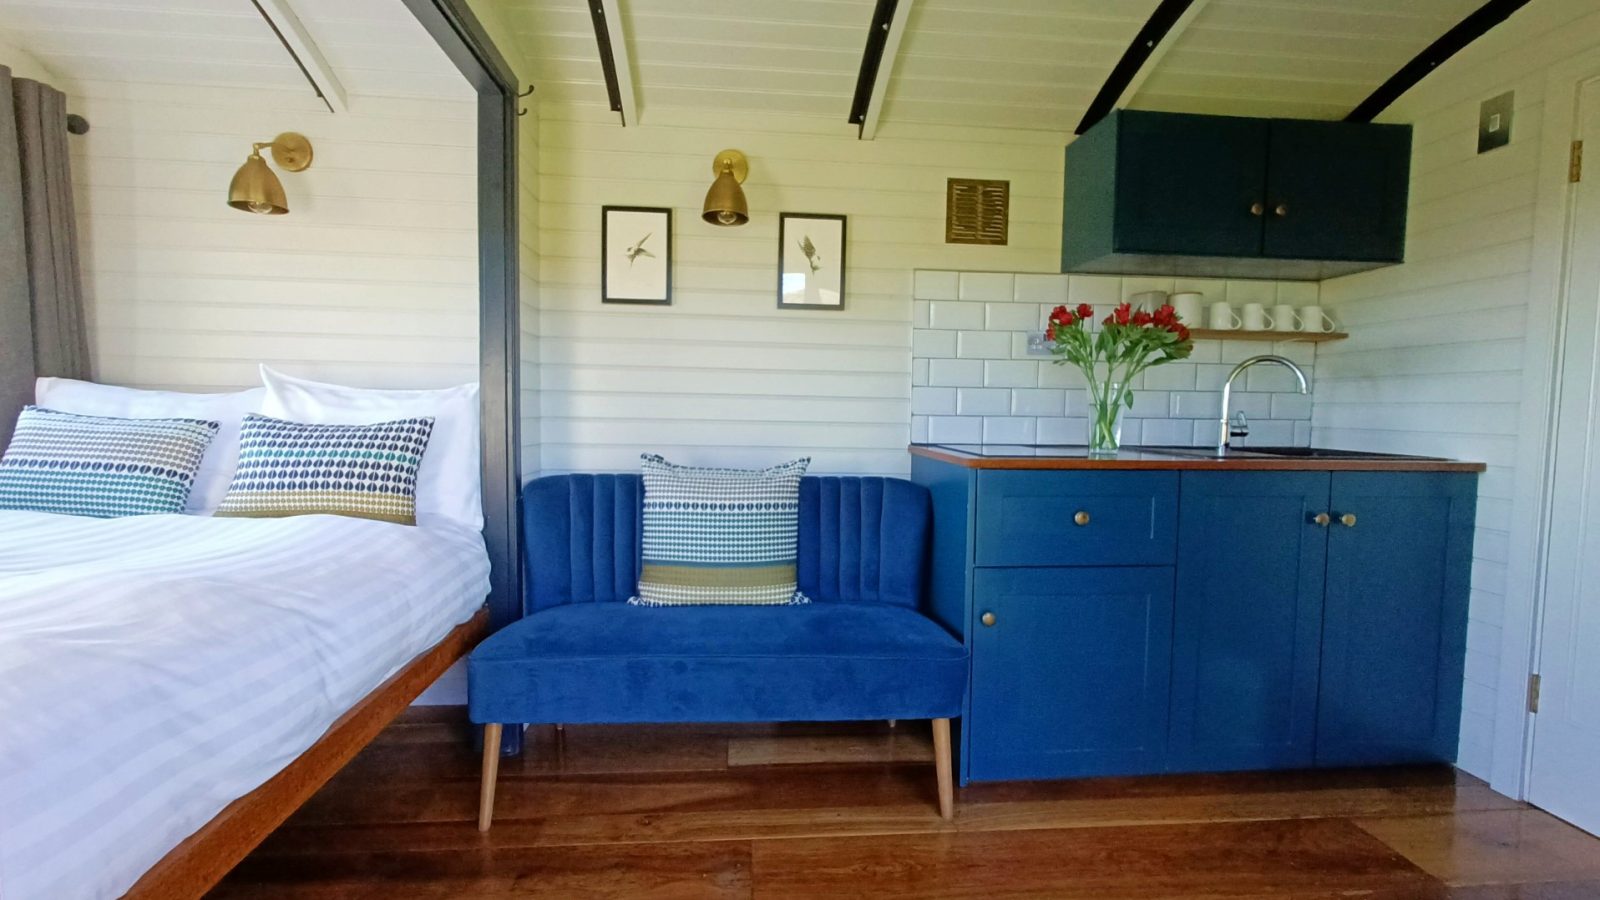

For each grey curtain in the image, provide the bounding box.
[1,64,88,450]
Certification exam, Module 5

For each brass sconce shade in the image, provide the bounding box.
[228,132,313,215]
[702,148,749,226]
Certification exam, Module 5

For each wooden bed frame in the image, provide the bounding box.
[122,607,490,899]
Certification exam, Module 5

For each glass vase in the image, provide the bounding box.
[1087,381,1123,458]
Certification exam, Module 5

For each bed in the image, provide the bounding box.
[0,510,491,900]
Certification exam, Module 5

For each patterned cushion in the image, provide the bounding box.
[213,413,434,525]
[0,406,219,518]
[631,454,811,606]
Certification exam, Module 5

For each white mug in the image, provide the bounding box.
[1300,304,1337,333]
[1170,292,1204,326]
[1271,304,1302,332]
[1207,301,1241,331]
[1241,302,1274,331]
[1129,290,1167,313]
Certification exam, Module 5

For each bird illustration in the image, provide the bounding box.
[625,233,654,265]
[798,235,821,273]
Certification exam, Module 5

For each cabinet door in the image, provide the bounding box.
[1113,111,1269,258]
[1263,119,1410,262]
[968,566,1174,781]
[1317,472,1476,766]
[1169,472,1330,772]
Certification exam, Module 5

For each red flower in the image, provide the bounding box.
[1046,323,1057,341]
[1132,310,1153,326]
[1076,302,1094,320]
[1176,324,1191,342]
[1048,305,1077,328]
[1112,302,1131,326]
[1153,304,1176,326]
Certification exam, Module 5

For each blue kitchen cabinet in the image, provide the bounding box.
[1061,109,1411,280]
[1317,472,1476,766]
[1169,472,1330,772]
[968,566,1175,782]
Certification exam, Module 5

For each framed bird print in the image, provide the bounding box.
[602,206,672,305]
[778,212,846,310]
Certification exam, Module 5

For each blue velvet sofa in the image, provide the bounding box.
[468,473,968,828]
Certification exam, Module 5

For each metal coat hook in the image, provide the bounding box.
[517,84,534,116]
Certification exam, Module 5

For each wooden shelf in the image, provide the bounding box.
[1187,329,1347,343]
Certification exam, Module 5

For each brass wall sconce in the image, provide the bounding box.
[702,148,749,226]
[228,132,314,215]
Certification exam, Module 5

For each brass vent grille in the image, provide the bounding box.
[945,178,1009,245]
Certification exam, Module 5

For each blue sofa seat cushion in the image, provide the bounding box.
[469,603,967,724]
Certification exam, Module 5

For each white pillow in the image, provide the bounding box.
[258,365,482,530]
[32,377,265,514]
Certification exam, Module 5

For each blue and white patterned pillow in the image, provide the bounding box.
[213,413,434,525]
[0,406,219,518]
[630,454,811,606]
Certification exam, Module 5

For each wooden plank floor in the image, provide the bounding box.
[209,708,1600,899]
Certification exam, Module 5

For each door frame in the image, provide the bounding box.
[1493,48,1600,798]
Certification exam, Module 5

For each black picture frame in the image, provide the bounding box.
[777,213,847,310]
[601,205,672,305]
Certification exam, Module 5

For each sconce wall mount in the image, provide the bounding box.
[702,148,749,227]
[229,132,314,215]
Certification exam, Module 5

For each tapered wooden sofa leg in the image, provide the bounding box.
[478,723,503,832]
[932,718,954,820]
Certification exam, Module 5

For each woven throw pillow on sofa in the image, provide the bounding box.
[630,454,811,606]
[213,413,433,525]
[0,406,219,518]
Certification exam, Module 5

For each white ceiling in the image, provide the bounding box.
[493,0,1500,132]
[0,0,470,100]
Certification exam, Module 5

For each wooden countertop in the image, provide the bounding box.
[909,444,1487,473]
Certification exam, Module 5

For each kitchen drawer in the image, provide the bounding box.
[975,470,1178,567]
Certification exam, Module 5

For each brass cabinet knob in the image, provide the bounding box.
[981,611,997,627]
[1312,512,1331,527]
[1250,202,1265,216]
[1274,203,1289,217]
[1073,510,1091,526]
[1339,513,1357,527]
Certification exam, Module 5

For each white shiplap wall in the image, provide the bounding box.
[536,104,1068,475]
[1312,0,1600,784]
[1,35,55,82]
[67,80,479,392]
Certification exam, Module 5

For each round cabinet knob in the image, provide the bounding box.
[1250,202,1265,216]
[1073,510,1091,526]
[1312,512,1331,527]
[1274,203,1289,217]
[1339,513,1357,528]
[981,612,997,627]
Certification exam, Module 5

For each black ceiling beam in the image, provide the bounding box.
[1347,0,1532,122]
[848,0,899,133]
[587,0,625,122]
[1075,0,1196,135]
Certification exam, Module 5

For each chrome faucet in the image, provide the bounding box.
[1218,355,1308,452]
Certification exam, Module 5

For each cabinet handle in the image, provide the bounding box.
[1274,203,1289,217]
[1312,512,1331,527]
[1338,513,1357,528]
[1073,510,1090,526]
[1250,202,1265,216]
[981,611,997,627]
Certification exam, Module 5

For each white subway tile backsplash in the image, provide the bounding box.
[957,388,1009,416]
[912,329,956,358]
[910,270,1319,447]
[1037,417,1087,444]
[1011,388,1066,417]
[911,386,957,415]
[984,360,1039,388]
[1143,364,1196,391]
[957,331,1013,359]
[928,358,983,387]
[913,270,959,300]
[928,300,985,330]
[1013,273,1070,304]
[983,416,1036,444]
[959,272,1015,302]
[927,416,982,443]
[1192,419,1220,447]
[985,302,1041,332]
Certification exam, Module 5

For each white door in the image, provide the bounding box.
[1530,77,1600,835]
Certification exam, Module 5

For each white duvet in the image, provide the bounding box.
[0,511,490,900]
